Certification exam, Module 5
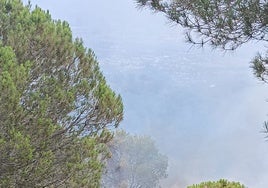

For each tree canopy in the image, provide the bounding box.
[102,130,168,188]
[187,179,245,188]
[136,0,268,50]
[0,0,123,187]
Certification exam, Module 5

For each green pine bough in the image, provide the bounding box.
[136,0,268,83]
[188,179,245,188]
[0,0,123,187]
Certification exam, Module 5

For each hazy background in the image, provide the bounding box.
[24,0,268,187]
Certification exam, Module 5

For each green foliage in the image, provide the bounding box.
[136,0,268,50]
[187,179,245,188]
[102,130,168,188]
[0,0,123,187]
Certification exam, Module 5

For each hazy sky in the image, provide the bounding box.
[24,1,268,187]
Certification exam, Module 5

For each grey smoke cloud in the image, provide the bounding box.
[23,0,268,187]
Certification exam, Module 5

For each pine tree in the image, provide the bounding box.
[188,179,245,188]
[102,130,168,188]
[0,1,123,187]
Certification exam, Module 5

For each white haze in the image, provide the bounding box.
[24,0,268,187]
